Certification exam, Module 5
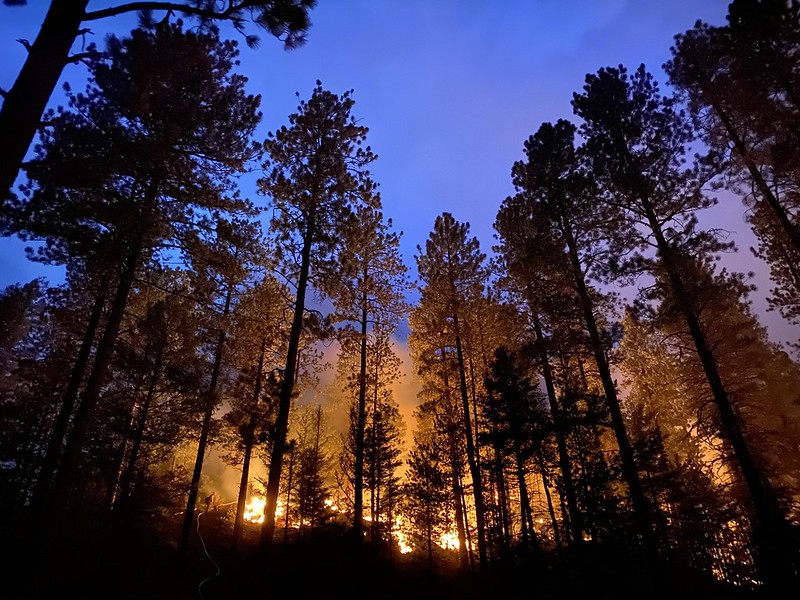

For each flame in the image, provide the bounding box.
[392,517,413,554]
[439,532,460,550]
[243,495,284,524]
[239,497,419,556]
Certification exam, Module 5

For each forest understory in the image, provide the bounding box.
[0,504,766,600]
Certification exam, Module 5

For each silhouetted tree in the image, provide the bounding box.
[484,346,548,549]
[415,212,490,570]
[573,62,799,589]
[221,275,287,550]
[331,204,409,539]
[257,82,378,546]
[6,24,261,548]
[667,1,800,328]
[0,0,315,205]
[403,434,450,571]
[500,118,659,572]
[177,217,266,564]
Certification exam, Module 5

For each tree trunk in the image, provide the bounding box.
[353,292,368,539]
[712,100,800,254]
[0,0,89,204]
[311,406,322,528]
[493,445,512,555]
[536,447,561,551]
[645,202,798,589]
[529,303,583,547]
[47,237,141,526]
[105,425,130,509]
[453,315,487,571]
[30,274,107,511]
[451,449,470,572]
[283,443,295,542]
[233,337,267,550]
[114,337,165,518]
[426,501,434,572]
[514,447,534,547]
[370,353,380,547]
[374,451,382,551]
[260,220,315,549]
[561,219,660,578]
[177,284,233,566]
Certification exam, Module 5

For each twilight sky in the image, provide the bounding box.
[2,0,799,350]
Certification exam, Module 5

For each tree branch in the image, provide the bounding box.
[83,2,236,22]
[66,51,100,65]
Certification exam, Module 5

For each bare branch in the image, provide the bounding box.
[83,2,235,22]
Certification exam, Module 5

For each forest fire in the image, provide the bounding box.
[243,496,284,524]
[3,1,800,598]
[439,532,460,550]
[384,515,413,554]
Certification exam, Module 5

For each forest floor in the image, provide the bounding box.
[0,506,769,599]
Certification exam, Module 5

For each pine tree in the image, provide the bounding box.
[497,119,655,561]
[330,204,409,539]
[108,274,206,524]
[403,433,451,571]
[483,346,549,549]
[257,82,378,547]
[293,404,331,535]
[573,62,799,589]
[173,216,268,563]
[407,317,472,570]
[220,274,287,550]
[415,212,490,570]
[0,0,315,205]
[666,1,800,327]
[6,24,262,556]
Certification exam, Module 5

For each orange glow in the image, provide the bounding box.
[393,517,413,554]
[439,532,460,550]
[243,495,284,524]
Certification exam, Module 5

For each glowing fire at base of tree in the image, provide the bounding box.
[241,494,451,556]
[243,495,284,524]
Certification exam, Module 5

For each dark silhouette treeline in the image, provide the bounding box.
[0,1,799,598]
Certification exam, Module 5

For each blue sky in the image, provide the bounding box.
[3,0,798,349]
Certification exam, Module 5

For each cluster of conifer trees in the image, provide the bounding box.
[0,0,798,596]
